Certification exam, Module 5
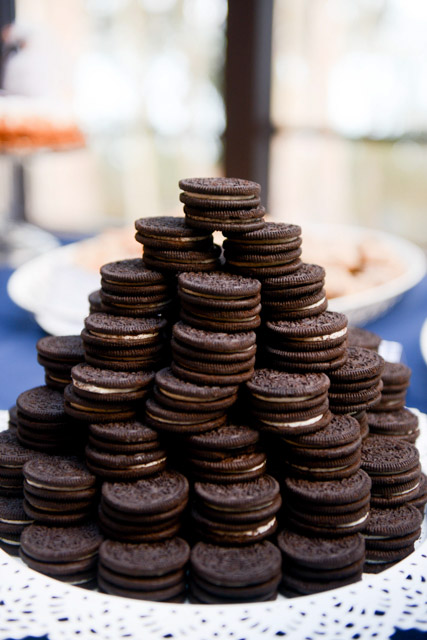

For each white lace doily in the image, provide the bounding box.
[0,409,426,640]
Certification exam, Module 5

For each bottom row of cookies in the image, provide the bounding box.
[7,506,423,603]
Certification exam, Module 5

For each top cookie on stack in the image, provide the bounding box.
[180,177,265,233]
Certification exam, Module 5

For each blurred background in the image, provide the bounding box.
[1,0,427,245]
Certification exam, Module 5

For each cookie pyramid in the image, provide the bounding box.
[2,176,424,602]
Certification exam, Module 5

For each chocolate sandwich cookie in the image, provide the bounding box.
[23,455,97,525]
[347,326,381,351]
[20,521,102,585]
[98,537,190,601]
[366,408,419,443]
[100,259,172,318]
[186,423,260,460]
[261,289,328,321]
[262,263,325,300]
[355,411,370,440]
[171,359,254,386]
[0,496,33,554]
[327,347,385,414]
[189,451,267,484]
[179,177,261,210]
[145,397,227,435]
[82,313,166,372]
[8,405,18,432]
[154,367,238,413]
[16,385,75,452]
[283,470,372,537]
[223,223,303,279]
[101,258,166,288]
[361,437,421,507]
[178,270,262,332]
[277,529,365,596]
[85,444,167,480]
[143,244,221,273]
[89,289,103,313]
[0,431,42,496]
[370,361,411,412]
[64,384,137,423]
[189,540,281,604]
[36,335,85,390]
[173,319,257,351]
[184,204,266,234]
[192,475,281,544]
[99,470,189,542]
[263,312,348,372]
[71,364,154,403]
[408,473,427,514]
[363,505,422,573]
[135,215,213,249]
[280,414,362,480]
[245,369,331,435]
[88,420,160,453]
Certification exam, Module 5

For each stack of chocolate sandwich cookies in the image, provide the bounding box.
[135,216,221,274]
[22,456,97,525]
[86,420,166,480]
[366,361,419,443]
[98,537,190,602]
[20,522,103,586]
[360,436,422,572]
[263,311,349,373]
[0,496,33,555]
[223,223,303,279]
[36,335,85,390]
[179,177,265,233]
[3,173,424,605]
[98,259,173,318]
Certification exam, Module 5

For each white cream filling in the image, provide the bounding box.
[336,513,369,528]
[291,463,351,472]
[183,191,255,201]
[205,500,274,513]
[219,461,266,475]
[0,536,20,545]
[299,297,326,311]
[232,236,299,246]
[73,381,142,394]
[181,286,254,301]
[229,258,295,267]
[211,518,276,538]
[0,517,32,525]
[69,401,119,413]
[371,481,419,497]
[89,331,158,340]
[252,393,314,403]
[48,374,70,383]
[288,328,348,342]
[186,213,260,224]
[262,413,324,428]
[25,479,94,492]
[139,233,209,242]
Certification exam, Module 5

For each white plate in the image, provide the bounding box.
[7,225,427,335]
[0,409,426,640]
[302,223,426,325]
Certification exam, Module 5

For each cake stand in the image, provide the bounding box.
[0,409,426,640]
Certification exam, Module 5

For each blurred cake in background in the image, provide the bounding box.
[0,96,85,151]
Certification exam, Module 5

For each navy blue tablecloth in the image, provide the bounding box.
[1,264,427,412]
